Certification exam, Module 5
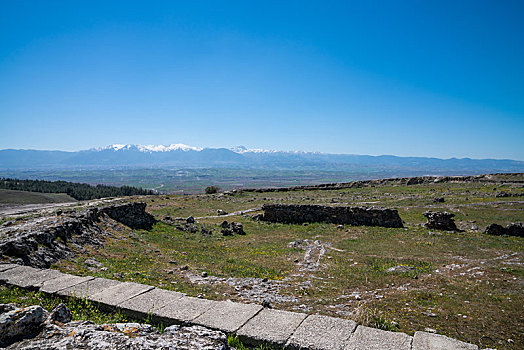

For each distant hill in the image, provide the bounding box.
[0,144,523,174]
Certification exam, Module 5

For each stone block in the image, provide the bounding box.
[0,265,63,289]
[57,277,121,299]
[40,274,95,294]
[412,331,478,350]
[344,325,412,350]
[286,314,357,350]
[89,281,154,311]
[193,300,262,332]
[153,296,216,325]
[237,308,307,347]
[118,288,185,320]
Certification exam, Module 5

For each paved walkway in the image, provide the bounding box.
[0,263,479,350]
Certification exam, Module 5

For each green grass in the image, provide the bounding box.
[0,285,128,324]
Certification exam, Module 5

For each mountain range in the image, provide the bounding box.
[1,144,523,174]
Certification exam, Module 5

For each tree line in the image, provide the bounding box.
[0,178,156,200]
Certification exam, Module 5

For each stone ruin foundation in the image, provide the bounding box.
[260,204,403,228]
[423,211,457,231]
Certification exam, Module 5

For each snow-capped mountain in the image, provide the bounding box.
[96,144,203,153]
[0,144,523,173]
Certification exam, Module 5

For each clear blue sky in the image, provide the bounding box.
[1,1,523,160]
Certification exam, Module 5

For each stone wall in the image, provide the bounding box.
[261,204,403,228]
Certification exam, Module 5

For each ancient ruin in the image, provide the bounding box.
[484,222,524,237]
[423,211,458,231]
[260,204,403,228]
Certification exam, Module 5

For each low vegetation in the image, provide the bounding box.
[0,285,129,324]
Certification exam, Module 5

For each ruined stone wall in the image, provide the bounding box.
[0,202,156,268]
[261,204,403,228]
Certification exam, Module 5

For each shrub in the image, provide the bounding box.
[205,186,221,194]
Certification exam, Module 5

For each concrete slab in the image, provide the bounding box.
[193,300,262,333]
[0,263,19,272]
[0,265,39,284]
[237,308,307,347]
[153,296,217,325]
[412,331,478,350]
[118,288,185,319]
[0,265,64,289]
[57,277,121,298]
[344,325,412,350]
[90,281,154,311]
[40,274,95,294]
[286,314,357,350]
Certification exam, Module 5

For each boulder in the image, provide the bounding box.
[423,211,457,231]
[230,222,245,235]
[48,304,72,324]
[0,305,48,347]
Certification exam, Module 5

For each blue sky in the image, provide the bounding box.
[1,1,523,160]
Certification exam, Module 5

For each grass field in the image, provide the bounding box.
[49,176,523,349]
[0,189,76,205]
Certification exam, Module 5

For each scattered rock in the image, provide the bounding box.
[217,210,228,216]
[386,266,415,273]
[433,197,445,203]
[423,211,458,231]
[221,228,233,236]
[230,222,245,235]
[48,304,72,324]
[84,258,103,268]
[201,271,208,278]
[186,216,195,224]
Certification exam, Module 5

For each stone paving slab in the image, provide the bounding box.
[0,265,39,284]
[344,325,412,350]
[118,288,186,320]
[90,281,154,311]
[286,314,357,350]
[412,331,478,350]
[193,300,263,333]
[57,277,122,298]
[153,296,216,325]
[0,265,64,289]
[0,263,19,272]
[40,274,95,294]
[237,308,307,347]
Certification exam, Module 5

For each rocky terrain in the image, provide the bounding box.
[0,303,228,349]
[0,202,155,268]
